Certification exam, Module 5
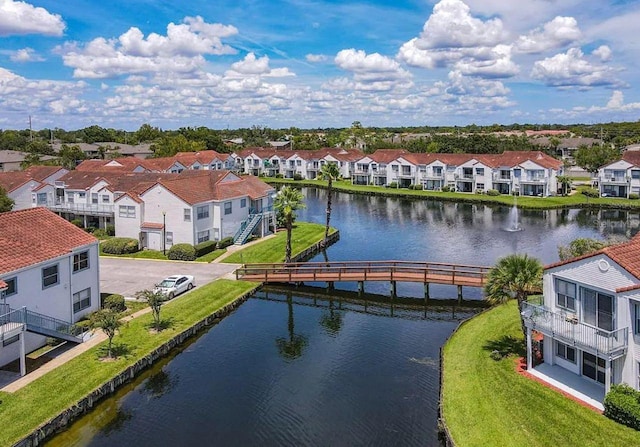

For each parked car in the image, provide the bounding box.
[153,275,195,299]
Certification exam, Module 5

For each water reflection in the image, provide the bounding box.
[275,294,308,361]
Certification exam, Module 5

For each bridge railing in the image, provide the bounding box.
[236,260,490,285]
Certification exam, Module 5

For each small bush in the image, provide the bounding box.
[167,243,196,261]
[70,218,84,228]
[93,228,108,239]
[218,236,234,249]
[441,185,452,192]
[582,187,599,198]
[475,189,484,195]
[387,182,398,188]
[410,184,423,190]
[276,173,284,178]
[101,237,139,254]
[103,294,126,312]
[194,240,217,257]
[629,193,639,200]
[604,384,640,431]
[85,226,97,234]
[486,189,500,196]
[105,225,116,236]
[293,173,303,181]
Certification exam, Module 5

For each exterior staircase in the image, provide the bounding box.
[0,306,86,343]
[233,213,263,245]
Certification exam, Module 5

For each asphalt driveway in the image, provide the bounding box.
[99,257,239,298]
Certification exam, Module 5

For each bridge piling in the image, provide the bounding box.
[326,281,335,291]
[424,282,430,304]
[457,285,463,304]
[358,281,364,296]
[390,281,397,298]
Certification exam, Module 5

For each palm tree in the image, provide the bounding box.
[556,175,572,196]
[274,186,305,263]
[484,254,543,338]
[135,289,167,331]
[318,162,341,246]
[91,309,122,358]
[276,294,307,360]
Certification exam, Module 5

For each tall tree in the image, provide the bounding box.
[318,162,341,246]
[57,144,87,169]
[574,144,620,173]
[274,186,305,263]
[556,175,572,196]
[484,254,543,338]
[91,309,122,358]
[0,186,14,212]
[558,238,607,261]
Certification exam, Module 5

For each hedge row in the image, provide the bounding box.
[167,243,197,261]
[604,384,640,431]
[194,240,217,257]
[101,237,139,255]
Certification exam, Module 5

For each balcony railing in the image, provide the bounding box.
[493,174,512,181]
[599,176,629,183]
[521,302,628,357]
[44,200,114,216]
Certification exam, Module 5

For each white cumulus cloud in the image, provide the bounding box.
[9,47,44,62]
[225,52,295,78]
[306,53,327,63]
[0,0,65,36]
[515,16,582,54]
[334,48,413,91]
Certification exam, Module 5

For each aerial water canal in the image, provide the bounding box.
[47,189,640,446]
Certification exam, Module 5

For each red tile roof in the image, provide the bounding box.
[545,233,640,285]
[141,222,164,229]
[622,151,640,167]
[0,208,97,275]
[75,158,153,172]
[0,165,67,193]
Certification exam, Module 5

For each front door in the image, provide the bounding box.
[140,231,147,248]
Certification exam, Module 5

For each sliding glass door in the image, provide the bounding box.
[581,288,614,331]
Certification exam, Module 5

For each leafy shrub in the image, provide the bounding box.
[167,243,196,261]
[106,224,116,236]
[293,173,303,181]
[411,184,423,190]
[604,384,640,431]
[70,218,84,228]
[101,237,139,254]
[85,226,97,233]
[194,240,217,257]
[218,236,234,249]
[441,185,452,192]
[486,189,500,196]
[93,228,108,239]
[103,294,126,312]
[475,189,484,194]
[629,193,639,200]
[387,182,398,188]
[581,187,599,198]
[276,173,284,178]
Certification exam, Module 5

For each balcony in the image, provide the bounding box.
[493,173,512,182]
[521,302,628,358]
[520,176,547,184]
[424,172,444,180]
[599,176,629,184]
[45,200,114,217]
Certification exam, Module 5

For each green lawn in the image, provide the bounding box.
[223,221,331,264]
[0,279,259,447]
[99,244,168,260]
[441,301,639,447]
[195,248,227,263]
[263,178,640,210]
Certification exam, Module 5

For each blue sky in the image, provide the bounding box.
[1,0,640,131]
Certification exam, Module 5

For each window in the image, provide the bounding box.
[635,303,640,335]
[581,288,613,331]
[73,288,91,313]
[513,169,521,178]
[197,230,210,243]
[224,202,232,215]
[67,192,74,203]
[555,341,576,363]
[37,192,47,205]
[2,277,17,296]
[476,168,484,176]
[476,183,485,190]
[555,278,576,311]
[73,251,89,272]
[632,170,640,179]
[582,352,606,384]
[296,160,302,166]
[3,335,19,346]
[166,232,173,245]
[119,205,136,218]
[102,195,110,203]
[184,208,191,222]
[240,198,247,208]
[91,193,98,204]
[78,192,86,199]
[197,205,209,220]
[42,264,59,288]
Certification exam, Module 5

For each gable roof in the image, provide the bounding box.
[545,234,640,287]
[0,165,67,193]
[0,208,97,275]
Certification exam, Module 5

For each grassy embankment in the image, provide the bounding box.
[98,243,227,262]
[223,221,333,264]
[441,301,639,447]
[263,178,640,210]
[0,279,258,447]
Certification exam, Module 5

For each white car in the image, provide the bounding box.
[154,275,195,299]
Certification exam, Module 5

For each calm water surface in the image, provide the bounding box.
[47,190,640,446]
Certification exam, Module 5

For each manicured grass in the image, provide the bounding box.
[441,301,639,447]
[223,221,330,264]
[195,248,227,263]
[0,279,259,447]
[99,244,169,260]
[263,178,640,210]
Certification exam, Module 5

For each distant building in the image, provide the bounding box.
[0,166,68,210]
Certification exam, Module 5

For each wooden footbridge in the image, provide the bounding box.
[235,260,491,300]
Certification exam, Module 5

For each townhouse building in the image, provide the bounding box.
[0,166,68,210]
[522,234,640,409]
[0,208,99,374]
[114,170,276,249]
[596,151,640,198]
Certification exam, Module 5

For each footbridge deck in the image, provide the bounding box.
[235,260,491,289]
